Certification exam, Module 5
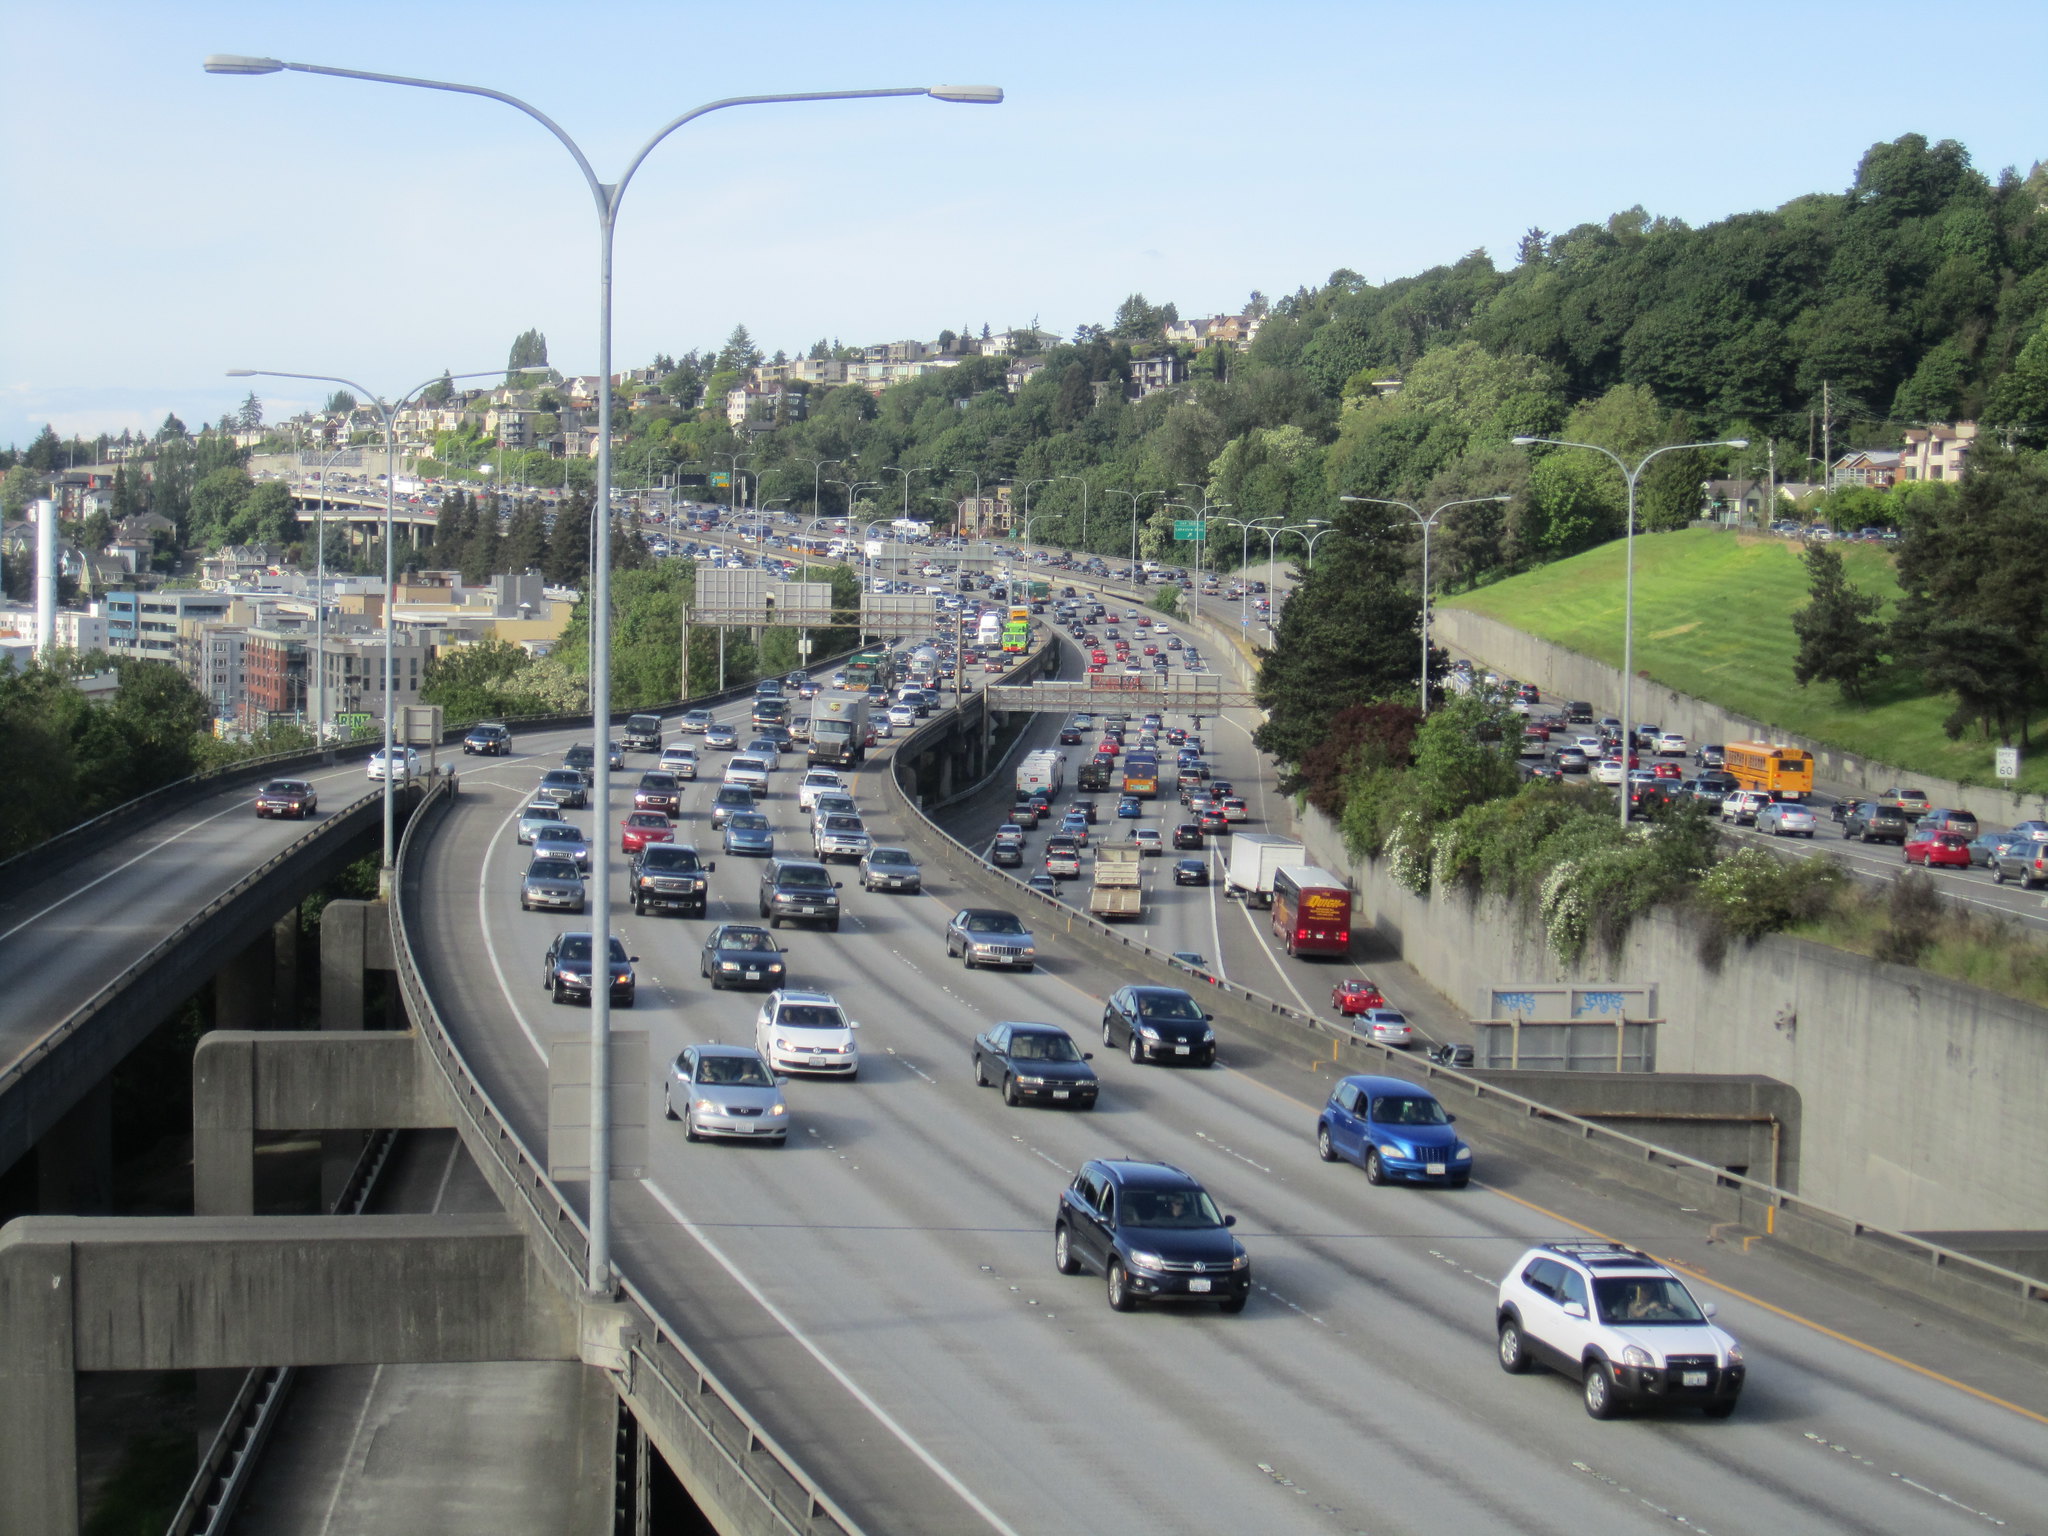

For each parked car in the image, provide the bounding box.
[1101,985,1215,1066]
[1052,1159,1250,1313]
[1755,802,1816,838]
[541,931,636,1007]
[972,1021,1097,1108]
[664,1044,788,1144]
[1904,828,1972,868]
[699,923,786,990]
[1316,1074,1469,1184]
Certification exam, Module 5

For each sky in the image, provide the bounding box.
[5,0,2046,447]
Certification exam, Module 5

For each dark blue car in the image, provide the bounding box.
[1316,1074,1472,1187]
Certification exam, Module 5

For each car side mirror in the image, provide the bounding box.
[1221,1213,1237,1228]
[1082,1052,1094,1061]
[1204,1013,1215,1022]
[1702,1301,1718,1319]
[774,1074,790,1087]
[707,861,717,872]
[1563,1300,1588,1319]
[1447,1114,1457,1122]
[850,1021,861,1029]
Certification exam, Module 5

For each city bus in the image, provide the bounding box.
[1271,866,1353,958]
[1121,750,1160,799]
[1722,740,1815,801]
[1002,618,1030,653]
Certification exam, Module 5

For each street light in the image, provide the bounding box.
[883,464,932,522]
[1209,516,1280,633]
[307,414,375,741]
[212,52,1001,1302]
[1341,494,1510,714]
[228,366,500,883]
[1511,434,1747,824]
[790,456,838,520]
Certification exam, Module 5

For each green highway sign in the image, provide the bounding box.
[1172,520,1201,540]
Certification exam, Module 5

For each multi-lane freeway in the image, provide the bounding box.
[400,615,2048,1535]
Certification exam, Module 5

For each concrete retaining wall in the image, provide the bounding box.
[1294,802,2048,1232]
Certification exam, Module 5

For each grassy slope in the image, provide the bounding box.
[1442,528,2044,793]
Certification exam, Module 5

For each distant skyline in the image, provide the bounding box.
[5,0,2046,446]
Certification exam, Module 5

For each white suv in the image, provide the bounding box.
[797,770,845,812]
[1720,789,1771,825]
[1495,1241,1744,1419]
[755,989,860,1078]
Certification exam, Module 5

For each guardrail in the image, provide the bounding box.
[883,651,2048,1344]
[391,781,864,1534]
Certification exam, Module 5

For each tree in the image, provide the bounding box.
[188,466,253,547]
[24,424,61,472]
[500,503,547,573]
[1790,542,1888,700]
[420,373,454,407]
[719,325,762,372]
[237,391,264,432]
[507,329,549,377]
[325,389,357,415]
[544,492,593,587]
[1111,294,1177,340]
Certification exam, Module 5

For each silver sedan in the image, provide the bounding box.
[665,1044,789,1144]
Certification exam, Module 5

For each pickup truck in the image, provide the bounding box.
[1089,845,1143,921]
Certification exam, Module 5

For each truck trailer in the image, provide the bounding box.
[1224,832,1304,909]
[1089,844,1143,920]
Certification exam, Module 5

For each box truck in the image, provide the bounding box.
[1224,832,1303,908]
[1271,866,1353,958]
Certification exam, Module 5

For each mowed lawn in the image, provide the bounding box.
[1442,528,2047,793]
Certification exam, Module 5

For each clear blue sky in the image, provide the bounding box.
[4,0,2044,446]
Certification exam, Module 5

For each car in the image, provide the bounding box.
[1318,1073,1469,1182]
[679,709,714,734]
[634,772,683,817]
[1649,761,1682,781]
[859,845,923,893]
[541,931,636,1007]
[366,746,422,781]
[758,859,843,930]
[530,822,591,868]
[709,785,755,828]
[989,837,1026,869]
[797,770,845,812]
[723,811,775,856]
[1990,836,2048,887]
[809,792,858,824]
[723,755,771,793]
[1915,806,1980,836]
[1755,802,1816,838]
[973,1021,1096,1108]
[1053,1159,1250,1313]
[1116,796,1143,819]
[1058,724,1083,745]
[664,1044,788,1144]
[1070,797,1100,824]
[945,908,1037,969]
[1565,701,1595,724]
[1172,857,1208,886]
[813,813,871,862]
[1695,743,1726,769]
[1041,837,1081,879]
[1686,774,1738,810]
[1026,871,1060,896]
[1656,731,1687,757]
[462,722,511,756]
[1196,806,1229,834]
[1719,790,1770,825]
[1132,827,1163,856]
[629,842,713,916]
[1967,829,2031,867]
[1591,758,1626,786]
[517,802,565,844]
[886,703,917,730]
[253,778,318,818]
[1219,796,1249,822]
[1331,977,1385,1016]
[621,713,664,754]
[1101,985,1215,1066]
[699,923,786,990]
[1346,1007,1413,1047]
[620,811,674,854]
[1877,787,1932,815]
[1060,813,1091,845]
[658,744,699,778]
[1168,820,1208,852]
[705,722,739,750]
[746,734,787,764]
[535,768,589,810]
[1495,1240,1744,1419]
[520,854,587,913]
[1904,828,1972,868]
[1426,1041,1477,1069]
[756,989,860,1078]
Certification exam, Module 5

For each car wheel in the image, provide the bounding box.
[974,1055,989,1087]
[663,1093,677,1122]
[1703,1400,1737,1420]
[683,1112,701,1144]
[1364,1146,1386,1186]
[1003,1074,1020,1106]
[1106,1260,1135,1312]
[1054,1223,1082,1276]
[1316,1124,1338,1162]
[1102,1017,1116,1046]
[1128,1033,1143,1064]
[1583,1359,1618,1419]
[827,920,840,933]
[962,950,975,970]
[1497,1317,1532,1373]
[551,982,566,1005]
[1219,1295,1246,1315]
[1992,862,2007,884]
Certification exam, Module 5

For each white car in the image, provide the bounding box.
[755,989,860,1078]
[887,703,918,729]
[797,770,845,812]
[1574,735,1604,756]
[1132,827,1163,856]
[366,746,422,781]
[1720,790,1771,825]
[1656,732,1688,756]
[1591,758,1626,786]
[724,756,771,793]
[659,744,699,779]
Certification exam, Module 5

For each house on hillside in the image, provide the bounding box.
[1127,354,1186,401]
[1900,421,1976,482]
[1830,448,1902,489]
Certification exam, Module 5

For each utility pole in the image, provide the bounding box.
[1821,380,1832,493]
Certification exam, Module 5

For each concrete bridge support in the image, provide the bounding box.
[319,898,394,1034]
[33,1080,110,1217]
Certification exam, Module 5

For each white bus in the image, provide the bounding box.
[1016,749,1066,798]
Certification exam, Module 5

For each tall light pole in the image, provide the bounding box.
[211,52,1002,1302]
[229,366,500,881]
[1341,494,1509,714]
[1017,476,1060,547]
[1053,473,1091,548]
[308,417,373,740]
[791,456,837,520]
[883,464,931,522]
[1211,516,1281,633]
[1099,489,1148,578]
[1511,435,1747,824]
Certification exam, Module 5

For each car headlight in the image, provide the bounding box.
[768,1101,786,1116]
[1137,1024,1160,1040]
[1622,1346,1655,1368]
[719,961,739,971]
[768,963,784,974]
[694,1099,720,1114]
[1231,1250,1250,1270]
[1127,1250,1166,1272]
[1015,1074,1046,1086]
[1455,1146,1472,1160]
[1201,1028,1215,1041]
[1724,1342,1743,1365]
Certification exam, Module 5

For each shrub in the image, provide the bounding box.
[1693,847,1844,965]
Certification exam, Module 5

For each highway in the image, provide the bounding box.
[401,615,2048,1534]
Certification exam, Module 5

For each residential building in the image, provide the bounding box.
[242,627,308,730]
[99,589,234,659]
[1005,358,1048,394]
[184,622,250,723]
[1900,421,1976,482]
[980,327,1058,356]
[1127,354,1186,400]
[1830,448,1901,489]
[315,632,430,721]
[789,358,849,386]
[55,610,110,653]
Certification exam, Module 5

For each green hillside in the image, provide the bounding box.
[1441,528,2045,792]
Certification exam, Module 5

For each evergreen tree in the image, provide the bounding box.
[237,391,264,432]
[1791,542,1889,700]
[507,328,549,376]
[544,491,593,587]
[500,502,547,573]
[433,489,475,569]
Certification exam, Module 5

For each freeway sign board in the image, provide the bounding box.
[1172,520,1201,541]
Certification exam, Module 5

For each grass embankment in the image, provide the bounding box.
[1442,528,2047,794]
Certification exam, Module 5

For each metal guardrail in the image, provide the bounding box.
[885,647,2048,1336]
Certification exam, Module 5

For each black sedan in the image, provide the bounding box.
[462,722,511,755]
[972,1021,1097,1109]
[990,839,1025,868]
[1101,985,1216,1066]
[1172,822,1205,850]
[541,932,636,1007]
[1172,857,1208,886]
[698,923,787,991]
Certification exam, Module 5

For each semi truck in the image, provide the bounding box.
[808,696,869,768]
[1271,866,1353,958]
[1089,843,1143,920]
[1224,832,1304,909]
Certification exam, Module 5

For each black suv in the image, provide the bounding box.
[1101,985,1216,1066]
[631,843,714,916]
[462,722,511,755]
[759,859,842,931]
[1840,799,1910,844]
[622,713,664,753]
[1053,1159,1250,1313]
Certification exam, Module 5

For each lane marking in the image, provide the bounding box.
[639,1179,1024,1536]
[1570,1461,1716,1533]
[1801,1432,2007,1527]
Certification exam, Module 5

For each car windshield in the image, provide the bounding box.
[536,827,582,844]
[777,1005,846,1029]
[528,859,580,879]
[779,867,832,889]
[641,774,677,790]
[1007,1031,1082,1062]
[696,1055,773,1087]
[1594,1276,1707,1325]
[642,846,698,869]
[542,771,580,786]
[1122,1188,1225,1229]
[717,928,775,951]
[1370,1095,1450,1126]
[825,816,864,833]
[730,813,768,831]
[870,849,911,865]
[559,936,628,963]
[1137,991,1203,1021]
[718,789,752,804]
[965,912,1025,934]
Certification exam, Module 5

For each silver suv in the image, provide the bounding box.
[1495,1241,1744,1419]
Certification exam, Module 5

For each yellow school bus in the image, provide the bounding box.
[1722,740,1814,800]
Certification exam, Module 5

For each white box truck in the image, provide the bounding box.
[1089,844,1143,920]
[1225,831,1304,909]
[1017,749,1066,798]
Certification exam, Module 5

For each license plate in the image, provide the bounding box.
[1174,1045,1190,1055]
[744,970,760,979]
[1426,1162,1446,1176]
[808,1056,828,1066]
[1681,1370,1709,1387]
[1052,1090,1070,1100]
[1187,1279,1211,1293]
[797,905,816,914]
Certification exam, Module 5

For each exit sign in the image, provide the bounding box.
[1172,520,1201,541]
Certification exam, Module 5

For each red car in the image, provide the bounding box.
[620,811,674,853]
[1332,978,1386,1016]
[1097,738,1120,757]
[1904,829,1971,868]
[1651,761,1682,780]
[633,773,683,816]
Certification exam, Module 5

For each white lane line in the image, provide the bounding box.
[478,795,551,1063]
[1230,895,1321,1017]
[638,1178,1024,1536]
[1571,1462,1716,1533]
[885,1047,938,1085]
[1195,1129,1273,1174]
[1799,1432,2007,1526]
